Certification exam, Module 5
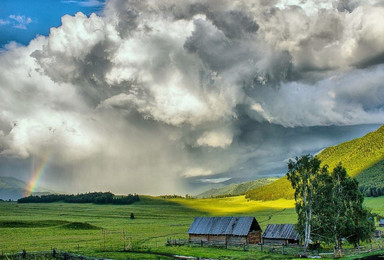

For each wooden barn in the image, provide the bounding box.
[187,216,262,245]
[262,224,300,245]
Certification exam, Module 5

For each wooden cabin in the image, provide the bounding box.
[187,216,262,245]
[262,224,300,245]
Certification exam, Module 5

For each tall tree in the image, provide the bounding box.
[312,164,374,255]
[287,155,326,254]
[289,159,375,257]
[288,156,374,257]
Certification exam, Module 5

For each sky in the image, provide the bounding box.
[0,0,383,195]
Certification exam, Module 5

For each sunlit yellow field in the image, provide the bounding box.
[170,195,295,215]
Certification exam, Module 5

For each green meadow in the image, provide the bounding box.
[0,196,297,259]
[0,196,383,259]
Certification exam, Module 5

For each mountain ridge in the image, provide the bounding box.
[196,177,278,198]
[245,124,384,201]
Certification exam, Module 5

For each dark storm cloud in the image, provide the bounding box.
[1,0,384,194]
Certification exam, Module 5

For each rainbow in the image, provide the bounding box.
[24,155,52,197]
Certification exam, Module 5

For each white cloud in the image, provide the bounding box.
[197,130,233,148]
[1,0,384,195]
[183,168,213,177]
[199,177,231,183]
[9,15,32,30]
[0,19,10,26]
[249,65,384,127]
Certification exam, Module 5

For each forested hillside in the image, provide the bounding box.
[318,124,384,177]
[245,177,293,200]
[356,159,384,197]
[246,124,384,200]
[196,177,278,198]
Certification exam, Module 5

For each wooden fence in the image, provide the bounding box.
[0,249,111,260]
[165,236,384,258]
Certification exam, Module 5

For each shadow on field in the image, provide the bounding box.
[60,222,101,230]
[0,220,102,230]
[0,220,68,228]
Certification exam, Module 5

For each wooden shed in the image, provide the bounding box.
[187,216,262,245]
[262,224,300,245]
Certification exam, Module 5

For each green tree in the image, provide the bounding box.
[287,156,374,257]
[287,154,326,254]
[312,164,374,255]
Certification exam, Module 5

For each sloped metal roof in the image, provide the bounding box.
[262,224,300,240]
[380,219,384,225]
[187,216,259,236]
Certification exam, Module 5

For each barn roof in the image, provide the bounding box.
[262,224,300,240]
[187,216,260,236]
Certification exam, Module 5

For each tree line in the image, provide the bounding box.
[287,155,375,257]
[17,192,140,205]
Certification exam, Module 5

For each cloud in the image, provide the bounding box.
[197,130,233,148]
[183,168,213,177]
[0,19,10,26]
[0,0,384,194]
[199,177,231,183]
[247,65,384,127]
[9,15,32,30]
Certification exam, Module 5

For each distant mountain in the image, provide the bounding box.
[246,124,384,201]
[196,177,278,198]
[0,176,52,201]
[0,177,28,201]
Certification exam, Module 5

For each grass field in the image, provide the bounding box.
[0,196,297,259]
[0,196,382,259]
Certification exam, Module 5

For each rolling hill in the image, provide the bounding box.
[0,176,52,200]
[246,124,384,200]
[0,177,29,200]
[196,177,278,198]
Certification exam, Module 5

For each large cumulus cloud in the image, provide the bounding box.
[0,0,383,194]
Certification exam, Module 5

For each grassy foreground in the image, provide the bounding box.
[0,196,296,259]
[1,196,383,259]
